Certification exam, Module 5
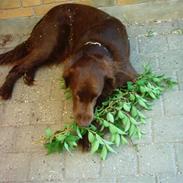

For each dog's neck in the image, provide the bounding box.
[73,41,112,59]
[82,41,112,60]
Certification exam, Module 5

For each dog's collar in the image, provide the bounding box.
[83,41,111,58]
[84,41,102,47]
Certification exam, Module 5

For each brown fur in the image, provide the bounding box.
[0,3,137,126]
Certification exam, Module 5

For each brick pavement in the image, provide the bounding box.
[0,6,183,183]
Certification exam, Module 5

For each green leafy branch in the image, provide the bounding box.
[43,66,176,160]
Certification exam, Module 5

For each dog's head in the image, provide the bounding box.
[63,55,114,126]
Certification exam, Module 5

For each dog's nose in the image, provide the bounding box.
[76,114,93,127]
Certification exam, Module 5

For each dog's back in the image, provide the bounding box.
[0,4,137,127]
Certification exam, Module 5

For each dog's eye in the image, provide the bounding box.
[90,94,98,101]
[76,91,97,102]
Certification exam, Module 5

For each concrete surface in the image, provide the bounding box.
[0,4,183,183]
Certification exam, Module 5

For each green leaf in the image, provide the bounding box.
[76,127,82,138]
[121,136,128,144]
[91,140,100,153]
[56,134,66,142]
[138,110,146,120]
[103,120,110,127]
[127,81,133,91]
[96,134,104,145]
[65,135,79,142]
[118,110,125,119]
[149,92,156,99]
[137,128,142,139]
[138,99,149,109]
[129,124,136,137]
[129,117,138,125]
[140,86,146,93]
[45,128,53,139]
[64,142,71,153]
[131,106,138,117]
[107,112,114,123]
[123,102,131,112]
[106,144,116,153]
[88,132,95,143]
[123,117,130,132]
[129,93,136,101]
[109,124,118,134]
[115,134,120,147]
[100,146,108,160]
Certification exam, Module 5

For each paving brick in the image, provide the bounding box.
[177,70,183,90]
[130,53,159,73]
[15,125,47,152]
[0,65,11,84]
[43,0,56,3]
[168,35,183,50]
[80,178,116,183]
[100,6,129,25]
[0,0,21,9]
[101,146,137,177]
[157,50,183,71]
[0,126,15,152]
[117,175,156,183]
[62,99,74,126]
[163,91,183,116]
[92,0,115,7]
[138,36,169,54]
[0,152,31,182]
[28,152,64,181]
[175,143,183,173]
[35,64,64,82]
[50,79,65,102]
[158,175,183,183]
[0,102,4,124]
[18,77,52,103]
[144,21,179,35]
[31,100,63,125]
[0,34,22,48]
[2,101,34,126]
[22,0,42,7]
[127,24,147,38]
[30,179,79,183]
[129,37,138,55]
[153,115,183,143]
[0,8,33,20]
[65,151,100,179]
[144,98,164,118]
[33,3,61,16]
[75,0,93,5]
[138,144,176,175]
[0,16,41,35]
[132,119,152,144]
[117,0,147,5]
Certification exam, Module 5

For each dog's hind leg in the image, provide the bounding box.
[0,50,50,99]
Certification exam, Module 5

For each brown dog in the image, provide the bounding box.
[0,3,137,127]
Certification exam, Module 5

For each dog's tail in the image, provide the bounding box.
[0,41,28,65]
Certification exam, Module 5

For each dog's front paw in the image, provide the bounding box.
[23,74,35,86]
[0,86,12,100]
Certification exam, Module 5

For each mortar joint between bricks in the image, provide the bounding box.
[150,117,155,144]
[173,143,181,175]
[31,6,36,16]
[136,37,141,54]
[26,152,33,181]
[155,175,159,183]
[175,70,181,91]
[133,144,141,175]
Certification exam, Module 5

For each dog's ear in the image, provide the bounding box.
[103,74,115,97]
[63,68,74,88]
